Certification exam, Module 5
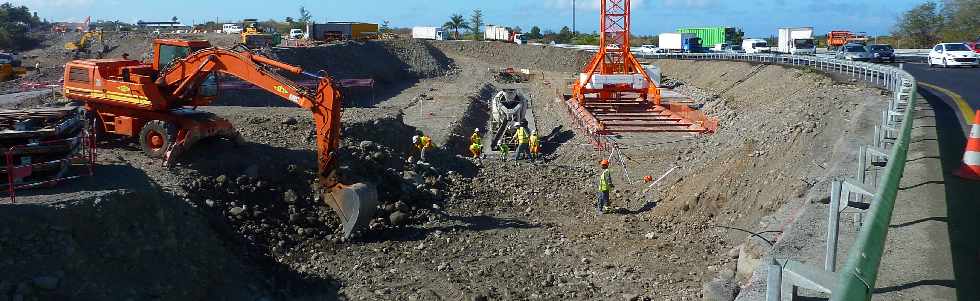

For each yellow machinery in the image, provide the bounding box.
[65,29,107,58]
[0,53,26,81]
[240,19,280,49]
[0,64,26,81]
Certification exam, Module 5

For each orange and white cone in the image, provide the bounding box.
[954,110,980,181]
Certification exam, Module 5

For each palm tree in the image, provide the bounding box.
[443,14,468,40]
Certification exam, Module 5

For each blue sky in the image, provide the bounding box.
[14,0,924,37]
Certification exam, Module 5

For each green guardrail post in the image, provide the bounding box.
[831,81,917,301]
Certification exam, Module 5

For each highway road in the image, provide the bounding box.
[902,62,980,130]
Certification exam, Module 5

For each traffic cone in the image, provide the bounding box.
[954,110,980,180]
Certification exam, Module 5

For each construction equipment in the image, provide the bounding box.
[486,88,535,154]
[61,38,378,237]
[827,31,869,51]
[564,0,714,142]
[64,29,108,58]
[306,22,379,42]
[0,107,95,201]
[0,53,26,81]
[240,19,281,49]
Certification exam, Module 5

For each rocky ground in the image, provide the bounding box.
[0,34,890,301]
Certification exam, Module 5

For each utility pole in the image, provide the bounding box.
[572,0,576,34]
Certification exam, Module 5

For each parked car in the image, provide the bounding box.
[0,52,20,67]
[867,44,895,63]
[835,44,871,61]
[928,43,979,68]
[967,42,980,54]
[716,44,744,53]
[638,45,667,54]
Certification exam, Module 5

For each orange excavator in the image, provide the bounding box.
[62,39,377,237]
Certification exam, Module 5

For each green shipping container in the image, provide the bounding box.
[677,27,736,48]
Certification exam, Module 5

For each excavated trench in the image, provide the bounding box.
[0,35,892,300]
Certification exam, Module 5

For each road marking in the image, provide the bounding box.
[918,82,974,124]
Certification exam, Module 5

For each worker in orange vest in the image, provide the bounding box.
[597,159,614,214]
[529,130,540,161]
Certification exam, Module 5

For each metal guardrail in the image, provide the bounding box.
[637,52,916,300]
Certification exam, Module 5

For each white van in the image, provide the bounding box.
[742,38,770,54]
[222,24,243,34]
[288,29,304,39]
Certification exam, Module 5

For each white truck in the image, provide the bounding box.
[221,23,243,34]
[777,27,816,55]
[658,32,703,53]
[484,25,526,44]
[412,26,448,40]
[742,38,771,54]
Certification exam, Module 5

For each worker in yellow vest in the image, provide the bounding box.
[512,122,529,160]
[597,159,614,214]
[413,130,434,162]
[469,128,482,160]
[529,130,540,161]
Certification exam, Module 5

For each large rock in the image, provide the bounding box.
[389,211,409,226]
[736,239,768,283]
[283,189,299,204]
[701,269,737,301]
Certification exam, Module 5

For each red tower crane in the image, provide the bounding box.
[564,0,715,139]
[573,0,658,104]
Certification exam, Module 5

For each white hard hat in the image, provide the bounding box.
[532,130,537,134]
[474,128,480,132]
[513,122,521,127]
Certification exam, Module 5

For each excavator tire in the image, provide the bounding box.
[139,120,177,158]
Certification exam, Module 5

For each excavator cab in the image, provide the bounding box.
[152,39,211,71]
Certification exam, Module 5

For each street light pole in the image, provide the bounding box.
[573,0,576,34]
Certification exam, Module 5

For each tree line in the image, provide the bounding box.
[441,10,657,45]
[0,2,43,50]
[892,0,979,48]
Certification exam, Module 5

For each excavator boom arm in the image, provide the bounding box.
[157,47,376,238]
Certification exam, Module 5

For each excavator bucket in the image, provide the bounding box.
[324,182,379,239]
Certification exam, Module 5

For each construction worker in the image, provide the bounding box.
[413,130,434,162]
[469,128,482,159]
[597,159,614,214]
[529,130,540,161]
[512,122,529,160]
[498,142,510,160]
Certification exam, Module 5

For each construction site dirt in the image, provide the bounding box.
[0,33,889,301]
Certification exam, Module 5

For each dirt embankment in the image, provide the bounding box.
[219,39,456,107]
[429,41,592,73]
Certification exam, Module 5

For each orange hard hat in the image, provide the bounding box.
[644,175,653,182]
[600,159,609,166]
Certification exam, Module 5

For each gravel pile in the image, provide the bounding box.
[178,107,450,256]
